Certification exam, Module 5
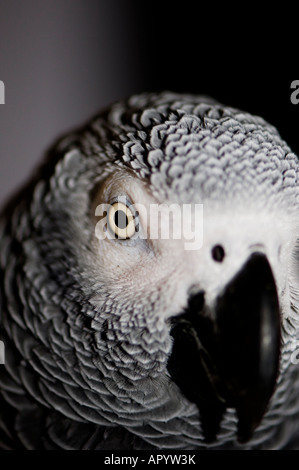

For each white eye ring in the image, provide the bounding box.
[107,202,136,239]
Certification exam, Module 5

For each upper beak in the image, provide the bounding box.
[167,252,281,443]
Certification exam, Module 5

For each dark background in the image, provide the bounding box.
[0,1,297,205]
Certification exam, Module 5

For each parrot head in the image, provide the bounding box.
[1,91,299,449]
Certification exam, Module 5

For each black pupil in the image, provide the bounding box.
[114,210,128,229]
[211,244,225,262]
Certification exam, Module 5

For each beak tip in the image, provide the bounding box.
[236,424,256,445]
[236,427,254,444]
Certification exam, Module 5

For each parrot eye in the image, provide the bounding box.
[107,201,137,239]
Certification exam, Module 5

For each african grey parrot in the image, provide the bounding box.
[0,91,299,450]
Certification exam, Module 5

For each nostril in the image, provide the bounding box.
[211,245,225,263]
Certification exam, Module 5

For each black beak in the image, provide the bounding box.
[167,252,281,443]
